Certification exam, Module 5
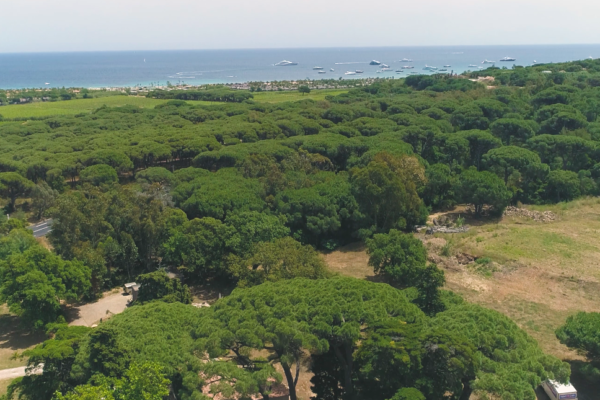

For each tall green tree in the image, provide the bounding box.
[0,246,91,329]
[0,172,35,212]
[351,153,426,235]
[456,168,512,215]
[227,236,328,287]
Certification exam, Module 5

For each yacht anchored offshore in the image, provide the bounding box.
[500,56,516,62]
[318,71,326,74]
[345,71,357,75]
[370,60,381,65]
[313,66,324,70]
[423,65,438,70]
[402,65,414,69]
[400,58,413,62]
[275,60,298,66]
[443,65,451,67]
[482,59,495,64]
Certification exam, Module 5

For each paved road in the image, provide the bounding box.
[27,219,53,237]
[0,365,43,380]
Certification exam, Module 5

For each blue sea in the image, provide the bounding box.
[2,45,600,89]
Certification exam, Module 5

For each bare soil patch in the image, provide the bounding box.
[66,289,131,327]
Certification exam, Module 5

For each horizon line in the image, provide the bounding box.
[2,43,600,56]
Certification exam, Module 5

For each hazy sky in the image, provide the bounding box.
[3,0,599,53]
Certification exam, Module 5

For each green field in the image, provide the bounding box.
[252,89,348,103]
[0,89,348,119]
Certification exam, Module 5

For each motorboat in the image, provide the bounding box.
[468,64,478,67]
[381,67,392,71]
[345,71,357,75]
[443,65,451,67]
[355,70,364,73]
[482,59,495,64]
[380,63,389,68]
[318,71,326,74]
[330,68,335,71]
[370,60,381,65]
[313,66,324,70]
[423,65,438,70]
[500,56,516,62]
[439,68,448,72]
[402,65,414,69]
[275,60,298,66]
[401,58,413,62]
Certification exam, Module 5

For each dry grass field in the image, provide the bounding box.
[0,378,12,397]
[324,198,600,361]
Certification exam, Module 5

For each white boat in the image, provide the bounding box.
[380,63,389,68]
[500,56,516,62]
[345,71,357,75]
[482,59,495,64]
[275,60,298,66]
[381,67,392,71]
[330,68,335,71]
[402,65,414,69]
[401,58,413,62]
[444,65,451,67]
[313,66,324,70]
[355,70,364,73]
[318,71,326,74]
[423,65,438,70]
[468,64,478,67]
[370,60,381,65]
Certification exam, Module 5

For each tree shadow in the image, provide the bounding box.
[567,360,600,400]
[0,313,46,351]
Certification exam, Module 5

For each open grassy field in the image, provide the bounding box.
[324,198,600,361]
[252,89,348,103]
[0,96,175,119]
[0,89,348,120]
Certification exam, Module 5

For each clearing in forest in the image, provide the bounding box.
[324,197,600,361]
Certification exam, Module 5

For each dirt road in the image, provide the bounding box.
[68,291,131,327]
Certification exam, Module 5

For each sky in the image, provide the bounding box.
[3,0,600,53]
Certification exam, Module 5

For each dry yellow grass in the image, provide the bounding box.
[0,305,46,370]
[0,379,12,397]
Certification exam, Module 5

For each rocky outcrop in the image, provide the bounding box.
[502,206,557,222]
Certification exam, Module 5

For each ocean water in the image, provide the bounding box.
[2,45,600,89]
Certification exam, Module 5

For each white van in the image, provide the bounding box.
[541,380,577,400]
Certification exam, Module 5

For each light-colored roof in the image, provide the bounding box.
[547,380,577,394]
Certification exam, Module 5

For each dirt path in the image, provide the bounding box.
[0,365,43,380]
[67,291,131,327]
